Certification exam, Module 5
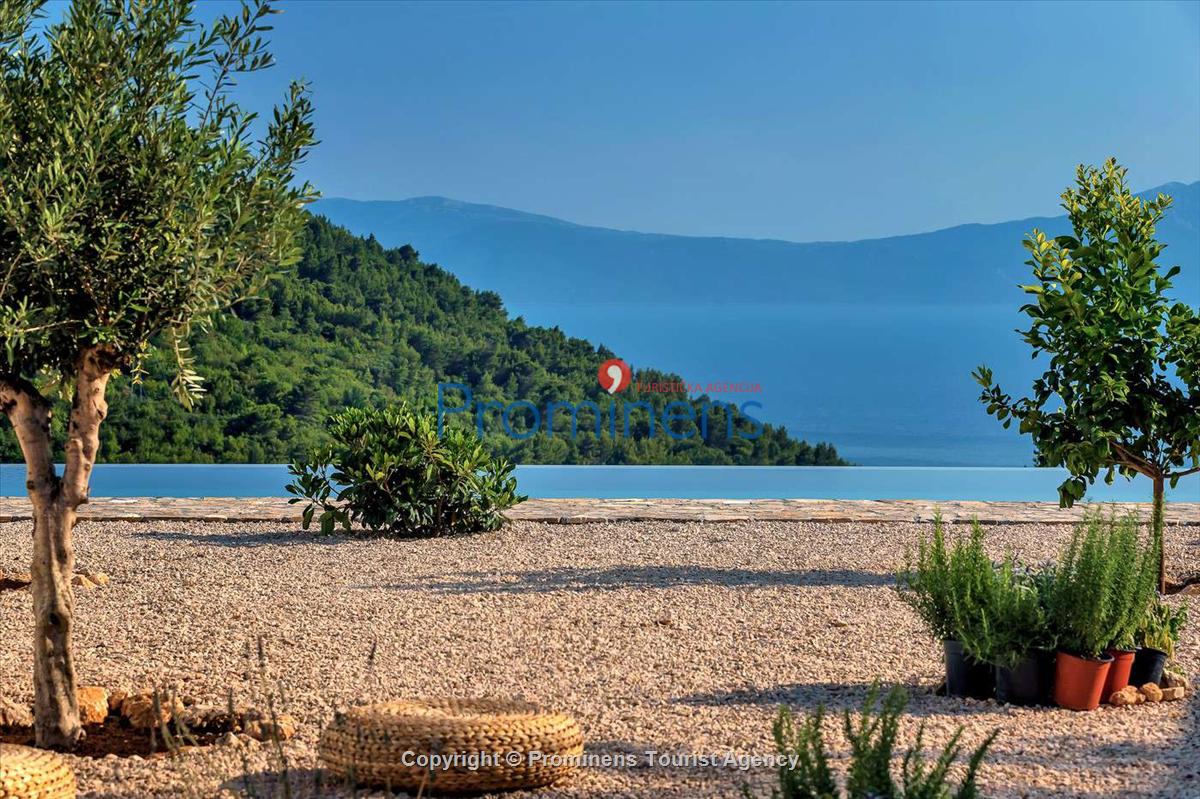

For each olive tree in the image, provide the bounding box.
[975,159,1199,594]
[0,0,315,747]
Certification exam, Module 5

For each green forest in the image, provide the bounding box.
[0,216,844,466]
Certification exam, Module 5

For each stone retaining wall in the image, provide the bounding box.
[0,497,1197,524]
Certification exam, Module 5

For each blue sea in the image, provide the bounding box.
[1,463,1196,502]
[514,302,1041,467]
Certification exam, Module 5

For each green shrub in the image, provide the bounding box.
[897,516,994,646]
[955,558,1054,671]
[897,515,955,642]
[1045,512,1158,658]
[286,405,525,537]
[746,685,997,799]
[1137,601,1188,657]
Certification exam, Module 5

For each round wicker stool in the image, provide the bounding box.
[0,744,76,799]
[318,698,583,793]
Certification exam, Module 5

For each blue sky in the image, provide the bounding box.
[68,0,1200,241]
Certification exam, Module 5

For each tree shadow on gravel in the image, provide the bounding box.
[978,731,1190,769]
[964,729,1198,799]
[351,565,894,594]
[676,681,997,717]
[219,767,332,798]
[679,678,1200,790]
[1170,688,1200,791]
[131,528,348,548]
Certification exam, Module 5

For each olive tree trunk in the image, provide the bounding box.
[1,349,110,749]
[30,497,82,748]
[1152,473,1165,594]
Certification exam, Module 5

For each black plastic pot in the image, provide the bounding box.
[943,639,994,699]
[995,654,1045,706]
[1128,647,1168,688]
[1037,650,1057,705]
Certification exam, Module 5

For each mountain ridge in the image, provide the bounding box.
[323,179,1200,247]
[314,180,1199,308]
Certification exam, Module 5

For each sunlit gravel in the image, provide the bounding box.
[1,518,1196,798]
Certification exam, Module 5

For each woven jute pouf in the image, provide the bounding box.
[0,744,76,799]
[318,698,583,793]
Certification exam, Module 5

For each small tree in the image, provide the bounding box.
[0,0,315,747]
[975,159,1199,594]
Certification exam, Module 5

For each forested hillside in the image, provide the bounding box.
[0,216,843,466]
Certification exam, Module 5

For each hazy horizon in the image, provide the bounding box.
[319,177,1200,245]
[113,0,1200,242]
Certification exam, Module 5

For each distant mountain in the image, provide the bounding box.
[315,181,1199,308]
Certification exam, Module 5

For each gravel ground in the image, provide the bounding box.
[1,518,1196,799]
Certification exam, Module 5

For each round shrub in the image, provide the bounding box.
[286,405,525,537]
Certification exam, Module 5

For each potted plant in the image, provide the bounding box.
[1129,601,1188,687]
[898,516,994,699]
[957,558,1055,706]
[1101,515,1160,697]
[1046,513,1158,710]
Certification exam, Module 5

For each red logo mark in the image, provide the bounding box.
[597,358,632,394]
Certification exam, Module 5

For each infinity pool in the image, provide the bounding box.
[1,464,1196,502]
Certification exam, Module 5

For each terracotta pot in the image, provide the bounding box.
[1054,651,1113,711]
[1102,648,1136,697]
